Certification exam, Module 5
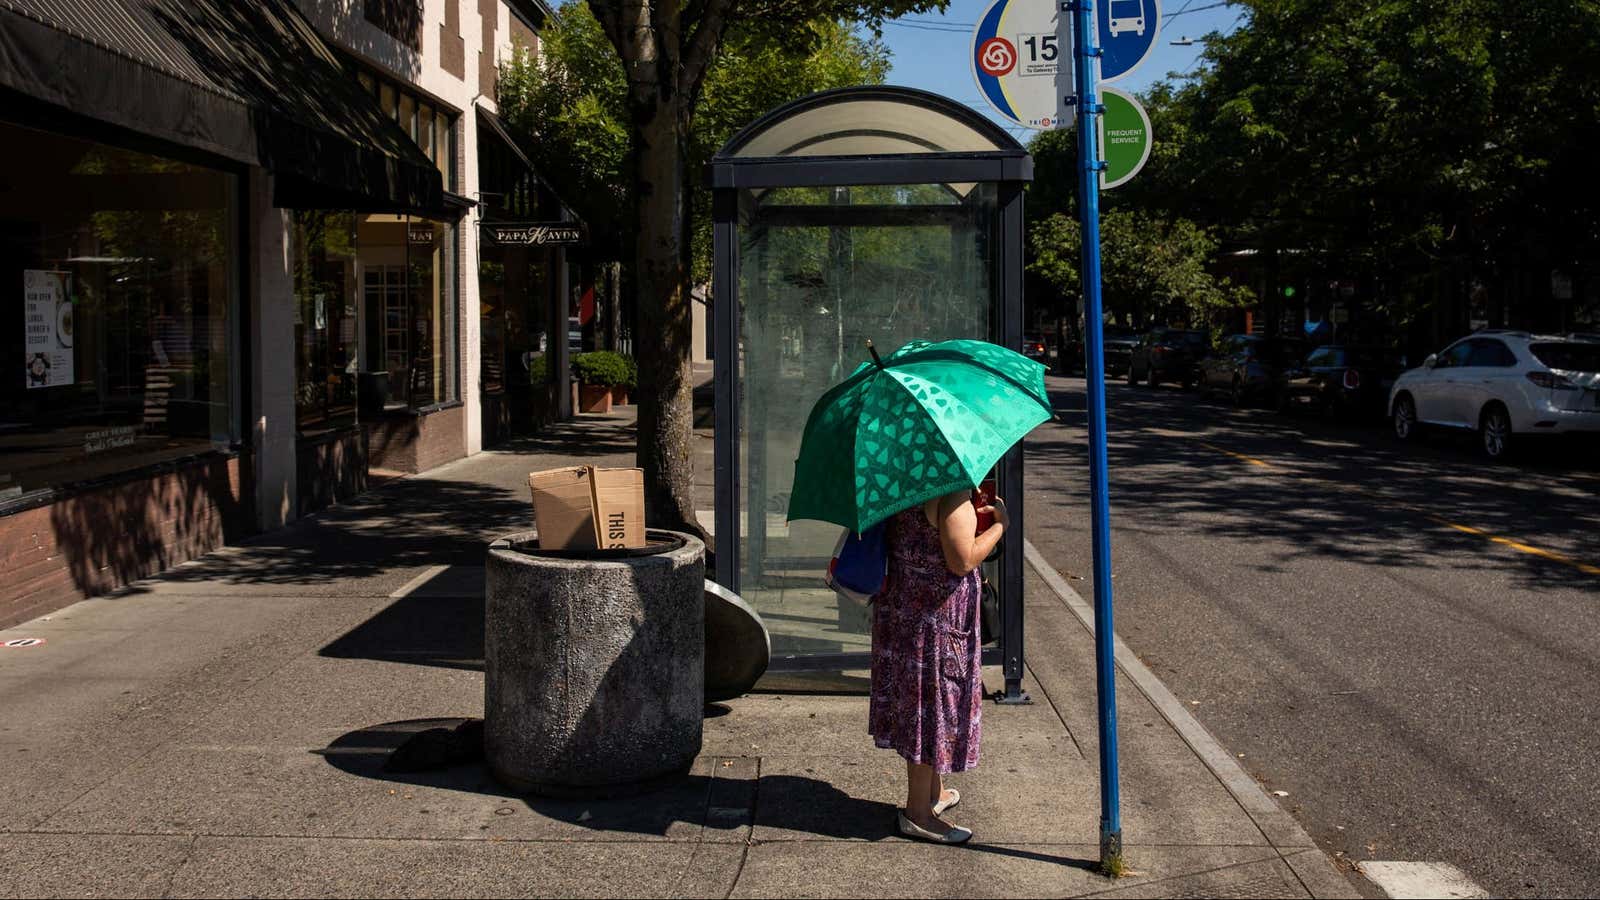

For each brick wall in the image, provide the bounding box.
[507,12,537,57]
[441,0,466,79]
[365,0,424,49]
[478,0,498,97]
[0,455,251,629]
[366,405,467,475]
[298,430,370,515]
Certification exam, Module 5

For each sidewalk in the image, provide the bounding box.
[0,408,1359,899]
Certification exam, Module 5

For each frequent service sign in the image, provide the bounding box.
[970,0,1074,130]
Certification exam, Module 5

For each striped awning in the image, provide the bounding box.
[0,0,445,215]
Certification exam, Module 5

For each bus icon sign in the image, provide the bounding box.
[1107,0,1145,37]
[1097,0,1161,82]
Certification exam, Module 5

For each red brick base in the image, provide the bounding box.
[366,404,467,475]
[0,455,252,629]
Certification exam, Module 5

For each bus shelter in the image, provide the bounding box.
[709,86,1035,701]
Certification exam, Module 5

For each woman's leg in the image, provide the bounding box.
[905,760,935,824]
[928,771,950,809]
[905,761,956,830]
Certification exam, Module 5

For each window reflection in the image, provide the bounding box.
[0,122,236,497]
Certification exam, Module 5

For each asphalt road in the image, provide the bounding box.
[1023,373,1600,899]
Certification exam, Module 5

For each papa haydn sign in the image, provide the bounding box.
[482,222,586,246]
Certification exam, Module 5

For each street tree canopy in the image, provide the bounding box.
[580,0,942,534]
[497,2,905,532]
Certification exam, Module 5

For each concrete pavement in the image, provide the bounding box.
[0,406,1359,898]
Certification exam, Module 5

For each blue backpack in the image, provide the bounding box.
[826,520,889,602]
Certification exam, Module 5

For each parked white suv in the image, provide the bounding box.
[1389,331,1600,459]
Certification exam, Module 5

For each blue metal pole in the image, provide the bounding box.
[1069,0,1124,875]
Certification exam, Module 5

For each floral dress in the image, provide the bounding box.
[867,506,983,773]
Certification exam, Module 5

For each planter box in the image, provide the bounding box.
[610,386,630,406]
[578,383,613,414]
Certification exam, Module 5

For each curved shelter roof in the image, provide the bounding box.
[710,86,1031,189]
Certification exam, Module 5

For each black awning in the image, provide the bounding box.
[475,105,579,223]
[0,0,443,215]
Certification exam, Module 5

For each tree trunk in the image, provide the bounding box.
[631,99,700,534]
[605,260,622,352]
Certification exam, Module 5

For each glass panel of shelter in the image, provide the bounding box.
[735,181,1000,657]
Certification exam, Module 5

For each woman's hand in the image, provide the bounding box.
[985,496,1010,531]
[932,491,1006,577]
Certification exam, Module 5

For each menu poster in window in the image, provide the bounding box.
[24,270,73,389]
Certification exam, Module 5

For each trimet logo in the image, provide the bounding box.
[978,37,1016,76]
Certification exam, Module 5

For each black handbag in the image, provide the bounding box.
[980,577,1001,645]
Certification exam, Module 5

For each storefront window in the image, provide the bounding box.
[292,212,359,433]
[437,115,453,188]
[479,248,551,396]
[399,94,417,143]
[0,121,237,498]
[356,215,457,411]
[418,104,435,161]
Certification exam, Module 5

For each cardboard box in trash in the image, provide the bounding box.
[527,465,645,550]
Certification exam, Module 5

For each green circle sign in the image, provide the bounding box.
[1099,86,1152,190]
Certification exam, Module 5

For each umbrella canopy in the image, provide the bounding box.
[787,339,1053,532]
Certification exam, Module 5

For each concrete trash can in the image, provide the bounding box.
[484,528,705,796]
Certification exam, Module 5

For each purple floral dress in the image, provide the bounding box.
[868,507,983,773]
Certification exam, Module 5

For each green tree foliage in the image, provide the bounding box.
[1030,0,1600,341]
[1027,90,1251,330]
[499,7,892,275]
[496,3,899,529]
[1030,210,1252,327]
[1155,0,1600,334]
[578,0,940,531]
[497,11,629,251]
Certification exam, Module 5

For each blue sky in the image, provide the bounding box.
[873,0,1245,142]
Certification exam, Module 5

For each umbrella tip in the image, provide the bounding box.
[867,340,884,368]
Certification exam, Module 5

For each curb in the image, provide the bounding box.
[1022,539,1361,900]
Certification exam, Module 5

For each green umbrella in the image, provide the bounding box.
[787,338,1054,533]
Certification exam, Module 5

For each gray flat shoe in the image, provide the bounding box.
[898,810,972,845]
[933,788,960,816]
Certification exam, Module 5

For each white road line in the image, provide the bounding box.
[390,564,450,598]
[1359,861,1489,899]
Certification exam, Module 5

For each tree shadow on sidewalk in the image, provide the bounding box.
[317,717,891,841]
[128,479,525,592]
[315,716,1100,872]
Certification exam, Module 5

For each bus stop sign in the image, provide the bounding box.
[971,0,1075,129]
[1097,0,1162,83]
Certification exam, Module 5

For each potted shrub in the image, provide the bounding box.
[572,351,629,414]
[610,353,637,406]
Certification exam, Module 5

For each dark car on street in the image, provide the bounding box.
[1198,334,1307,406]
[1022,334,1050,366]
[1101,325,1139,375]
[1128,328,1209,388]
[1280,344,1405,419]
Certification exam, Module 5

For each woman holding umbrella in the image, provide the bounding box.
[788,339,1052,846]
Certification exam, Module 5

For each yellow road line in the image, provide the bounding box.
[1425,515,1600,576]
[1198,442,1274,469]
[1175,432,1599,578]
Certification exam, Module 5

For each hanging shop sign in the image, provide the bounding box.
[482,223,586,246]
[23,270,73,389]
[971,0,1075,130]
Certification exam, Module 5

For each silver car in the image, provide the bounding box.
[1389,330,1600,459]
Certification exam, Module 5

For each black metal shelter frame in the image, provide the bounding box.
[709,86,1035,702]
